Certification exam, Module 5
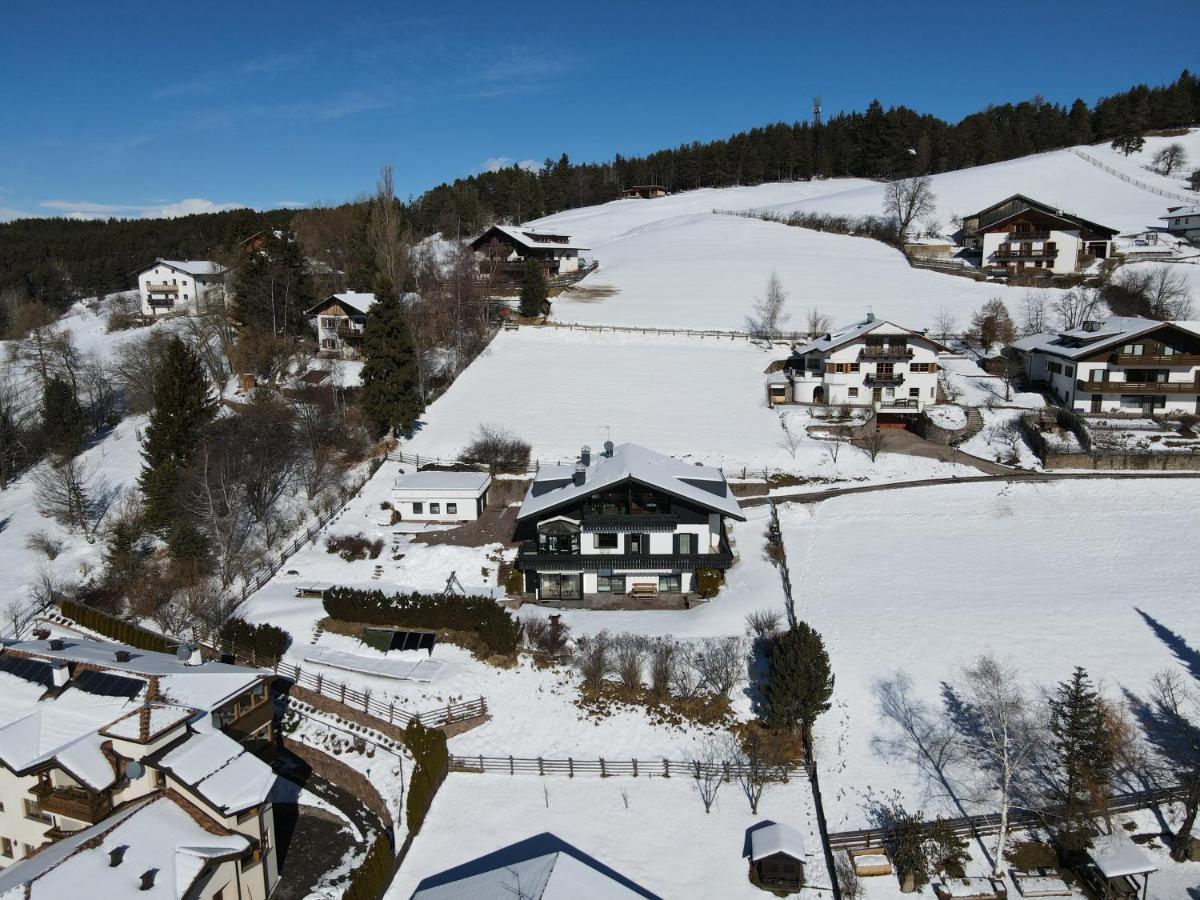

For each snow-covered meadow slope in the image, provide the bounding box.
[531,130,1199,330]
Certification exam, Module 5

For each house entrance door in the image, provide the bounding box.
[1091,394,1101,413]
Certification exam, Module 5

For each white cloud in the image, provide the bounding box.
[38,197,245,220]
[0,207,34,222]
[479,157,540,174]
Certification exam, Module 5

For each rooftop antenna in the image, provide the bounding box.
[812,96,822,128]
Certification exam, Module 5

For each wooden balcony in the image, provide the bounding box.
[516,542,735,572]
[1078,379,1198,394]
[1006,230,1050,240]
[1112,353,1200,366]
[864,373,905,387]
[31,784,112,824]
[992,249,1058,261]
[146,283,179,294]
[859,346,913,361]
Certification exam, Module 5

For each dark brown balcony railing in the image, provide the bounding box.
[146,283,179,294]
[31,785,112,824]
[1006,230,1050,240]
[992,249,1058,261]
[858,346,913,361]
[1112,353,1200,366]
[1078,379,1198,394]
[864,373,905,387]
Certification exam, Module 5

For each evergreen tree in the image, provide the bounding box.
[764,621,834,732]
[358,275,422,438]
[1049,667,1114,808]
[519,258,548,318]
[41,376,86,458]
[138,337,216,530]
[1067,98,1094,145]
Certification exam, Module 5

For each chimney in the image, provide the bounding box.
[603,440,614,458]
[139,869,157,891]
[51,661,69,688]
[115,650,132,663]
[580,445,591,467]
[182,644,203,667]
[48,638,65,651]
[109,846,127,868]
[865,312,875,323]
[572,463,586,487]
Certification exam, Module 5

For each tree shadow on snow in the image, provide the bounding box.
[1135,608,1200,684]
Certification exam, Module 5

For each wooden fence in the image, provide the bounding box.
[1067,147,1196,203]
[535,319,810,343]
[273,658,487,730]
[449,754,809,779]
[826,784,1185,850]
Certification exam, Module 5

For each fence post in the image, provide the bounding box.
[340,682,346,704]
[509,755,514,775]
[663,759,670,778]
[632,758,638,777]
[600,758,606,777]
[568,757,574,778]
[478,754,483,772]
[388,702,395,724]
[538,757,544,776]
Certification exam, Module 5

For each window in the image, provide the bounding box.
[23,799,51,824]
[910,362,936,373]
[429,503,441,514]
[1049,362,1063,375]
[412,502,424,514]
[21,844,33,859]
[658,574,682,593]
[594,533,618,549]
[1065,366,1074,377]
[625,533,649,554]
[539,574,581,600]
[0,838,11,858]
[848,387,859,398]
[446,503,457,515]
[909,388,919,397]
[1122,343,1144,356]
[675,533,697,555]
[597,574,625,593]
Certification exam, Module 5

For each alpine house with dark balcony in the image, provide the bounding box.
[513,442,743,607]
[961,194,1118,277]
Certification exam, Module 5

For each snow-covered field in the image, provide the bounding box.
[775,478,1200,830]
[404,326,977,480]
[387,772,829,900]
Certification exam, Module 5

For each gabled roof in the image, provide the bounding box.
[1161,205,1200,219]
[305,291,377,317]
[410,849,649,900]
[470,224,588,252]
[137,258,228,278]
[750,822,809,862]
[0,793,249,900]
[790,316,951,357]
[517,443,743,522]
[151,728,275,815]
[1011,316,1200,360]
[965,194,1117,238]
[394,471,491,493]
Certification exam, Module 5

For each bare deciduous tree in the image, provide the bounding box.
[860,425,887,462]
[747,272,790,341]
[689,735,726,814]
[1152,143,1188,176]
[724,729,786,815]
[960,654,1042,877]
[1019,290,1051,337]
[932,308,958,343]
[1053,288,1102,331]
[778,414,802,459]
[368,165,411,290]
[1145,670,1200,861]
[572,631,612,693]
[883,176,937,244]
[694,636,749,699]
[805,308,833,338]
[612,633,647,692]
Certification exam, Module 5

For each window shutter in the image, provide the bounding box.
[672,534,680,555]
[624,533,633,554]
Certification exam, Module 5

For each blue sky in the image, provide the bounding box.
[0,0,1192,221]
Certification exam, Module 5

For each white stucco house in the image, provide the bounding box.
[1160,205,1200,243]
[962,194,1118,277]
[135,259,228,316]
[1011,316,1200,416]
[304,291,377,355]
[767,315,948,418]
[393,471,491,523]
[513,442,743,605]
[468,225,590,277]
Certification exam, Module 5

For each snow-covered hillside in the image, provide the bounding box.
[530,130,1199,331]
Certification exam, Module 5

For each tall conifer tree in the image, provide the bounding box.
[359,275,423,438]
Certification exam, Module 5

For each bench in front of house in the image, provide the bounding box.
[629,583,659,600]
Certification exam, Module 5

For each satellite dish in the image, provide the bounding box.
[125,761,144,780]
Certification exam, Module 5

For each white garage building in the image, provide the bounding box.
[393,471,491,523]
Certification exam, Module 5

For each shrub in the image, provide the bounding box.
[504,567,525,595]
[326,534,385,562]
[1055,407,1092,453]
[694,568,723,599]
[612,633,647,691]
[340,831,395,900]
[59,599,171,652]
[324,587,521,656]
[24,531,64,560]
[405,720,449,835]
[220,617,291,661]
[459,424,531,472]
[524,616,571,660]
[1005,840,1059,871]
[572,631,612,692]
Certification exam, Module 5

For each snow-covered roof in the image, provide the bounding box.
[102,703,194,743]
[0,793,249,899]
[1010,316,1200,359]
[394,471,491,494]
[310,291,377,316]
[750,822,809,862]
[1090,833,1157,878]
[1161,205,1200,219]
[4,638,266,712]
[153,729,275,815]
[410,850,648,900]
[790,316,948,356]
[473,224,589,252]
[146,258,228,277]
[517,442,744,522]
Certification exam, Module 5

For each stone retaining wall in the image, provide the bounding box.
[282,736,395,834]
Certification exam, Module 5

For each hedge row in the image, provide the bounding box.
[405,720,449,836]
[323,587,521,655]
[219,617,291,661]
[59,599,172,653]
[340,831,395,900]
